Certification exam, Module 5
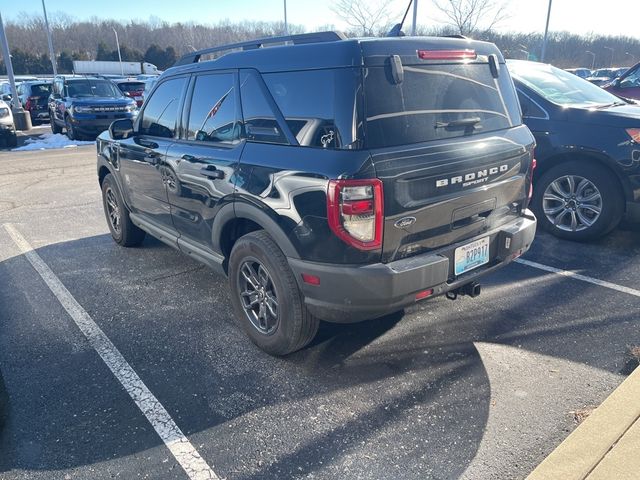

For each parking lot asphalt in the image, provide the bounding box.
[1,145,639,480]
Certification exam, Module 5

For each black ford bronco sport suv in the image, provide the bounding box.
[97,32,537,355]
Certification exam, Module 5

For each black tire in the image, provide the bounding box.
[101,174,146,247]
[228,230,319,356]
[50,112,62,134]
[65,116,76,140]
[6,134,17,149]
[532,160,624,241]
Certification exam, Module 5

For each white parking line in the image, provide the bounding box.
[4,224,219,480]
[515,258,640,298]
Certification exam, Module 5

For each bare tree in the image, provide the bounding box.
[331,0,394,36]
[432,0,509,36]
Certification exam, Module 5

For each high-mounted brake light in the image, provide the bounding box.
[327,179,383,251]
[417,49,477,61]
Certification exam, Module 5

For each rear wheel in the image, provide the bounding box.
[228,231,319,356]
[101,174,146,247]
[533,160,624,241]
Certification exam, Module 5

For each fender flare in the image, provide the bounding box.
[212,201,301,259]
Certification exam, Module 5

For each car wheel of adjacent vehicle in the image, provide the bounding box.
[50,112,62,134]
[65,116,76,140]
[101,174,146,247]
[228,230,319,356]
[533,160,624,241]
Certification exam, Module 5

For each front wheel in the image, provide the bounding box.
[228,231,319,356]
[50,112,62,134]
[101,174,146,247]
[532,160,624,241]
[65,116,77,140]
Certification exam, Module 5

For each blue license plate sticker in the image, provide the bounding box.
[454,237,490,276]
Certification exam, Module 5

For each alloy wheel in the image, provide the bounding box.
[105,187,121,235]
[237,259,279,335]
[542,175,602,232]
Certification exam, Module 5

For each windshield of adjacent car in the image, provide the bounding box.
[594,69,614,78]
[66,80,123,98]
[507,61,621,107]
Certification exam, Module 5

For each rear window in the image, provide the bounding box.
[29,83,52,95]
[118,82,145,93]
[364,63,521,149]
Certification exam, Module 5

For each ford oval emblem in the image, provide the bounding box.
[394,216,416,229]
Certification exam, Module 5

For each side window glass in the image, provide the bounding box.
[517,90,546,118]
[140,77,186,139]
[239,71,287,144]
[187,73,239,144]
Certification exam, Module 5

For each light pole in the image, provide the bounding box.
[540,0,552,62]
[41,0,57,75]
[112,27,123,76]
[411,0,418,36]
[604,46,614,67]
[626,52,636,65]
[283,0,288,35]
[0,12,31,130]
[586,51,595,70]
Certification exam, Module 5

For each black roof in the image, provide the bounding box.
[165,32,504,77]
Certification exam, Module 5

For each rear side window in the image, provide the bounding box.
[263,68,362,149]
[240,71,287,145]
[140,77,187,138]
[187,73,240,144]
[364,63,522,148]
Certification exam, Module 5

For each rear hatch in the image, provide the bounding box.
[361,39,534,263]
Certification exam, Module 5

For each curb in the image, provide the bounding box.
[527,364,640,480]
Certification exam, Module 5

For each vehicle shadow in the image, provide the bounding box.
[0,230,637,479]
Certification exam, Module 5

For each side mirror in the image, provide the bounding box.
[1,94,11,101]
[611,78,621,87]
[109,118,134,140]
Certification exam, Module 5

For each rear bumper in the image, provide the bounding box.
[289,211,537,322]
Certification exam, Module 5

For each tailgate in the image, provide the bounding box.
[371,126,534,263]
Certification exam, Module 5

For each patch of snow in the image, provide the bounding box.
[12,133,94,152]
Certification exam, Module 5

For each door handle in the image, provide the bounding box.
[200,165,224,180]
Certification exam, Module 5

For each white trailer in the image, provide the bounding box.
[72,61,160,76]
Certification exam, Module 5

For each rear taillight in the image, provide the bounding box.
[327,179,383,250]
[417,49,477,61]
[626,128,640,143]
[25,96,38,111]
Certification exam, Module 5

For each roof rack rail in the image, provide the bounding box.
[174,31,347,66]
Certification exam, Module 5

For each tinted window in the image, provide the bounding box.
[118,82,145,93]
[516,90,547,118]
[240,71,287,144]
[29,83,52,95]
[140,77,187,138]
[364,63,521,149]
[187,74,240,144]
[263,69,362,149]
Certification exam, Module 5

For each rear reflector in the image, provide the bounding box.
[415,289,434,301]
[417,49,477,60]
[302,273,320,286]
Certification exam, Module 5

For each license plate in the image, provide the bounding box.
[454,237,490,276]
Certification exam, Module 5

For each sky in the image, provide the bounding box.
[1,0,638,39]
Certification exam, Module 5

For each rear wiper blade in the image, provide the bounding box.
[435,117,482,129]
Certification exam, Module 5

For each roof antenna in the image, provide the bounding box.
[387,0,413,37]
